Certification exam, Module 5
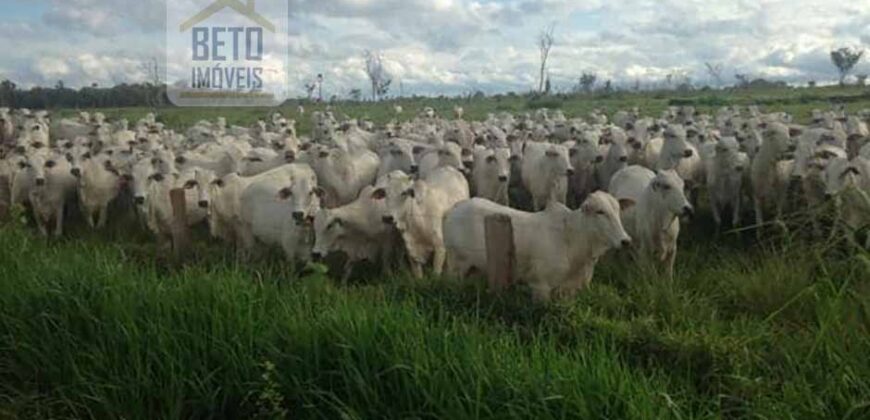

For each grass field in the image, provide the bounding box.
[2,87,870,419]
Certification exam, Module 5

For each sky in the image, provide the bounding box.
[1,0,869,97]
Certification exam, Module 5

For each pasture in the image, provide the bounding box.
[1,87,870,419]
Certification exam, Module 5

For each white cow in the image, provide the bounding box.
[471,147,511,205]
[75,153,123,229]
[373,167,470,278]
[444,192,631,302]
[311,185,399,281]
[609,166,693,278]
[238,164,322,261]
[751,123,796,229]
[823,156,870,248]
[596,140,628,191]
[520,142,574,211]
[309,146,379,208]
[706,137,748,230]
[21,152,78,236]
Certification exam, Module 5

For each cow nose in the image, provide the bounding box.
[683,149,694,158]
[595,156,604,163]
[134,196,145,205]
[621,239,632,249]
[292,211,305,222]
[382,215,394,224]
[498,175,508,182]
[682,206,695,218]
[566,168,575,177]
[409,165,419,174]
[70,168,81,177]
[198,200,209,209]
[310,252,323,262]
[619,156,628,162]
[35,178,45,186]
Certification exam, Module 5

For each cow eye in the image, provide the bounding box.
[596,210,606,216]
[184,180,197,189]
[45,160,56,168]
[486,156,496,163]
[661,184,671,191]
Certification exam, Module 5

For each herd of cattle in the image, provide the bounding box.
[1,104,869,301]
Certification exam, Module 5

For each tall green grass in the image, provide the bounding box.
[0,212,868,419]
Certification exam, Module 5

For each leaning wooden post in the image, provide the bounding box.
[169,188,190,260]
[484,214,515,293]
[0,175,9,222]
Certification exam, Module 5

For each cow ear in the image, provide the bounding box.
[618,198,636,211]
[371,188,386,200]
[277,187,292,200]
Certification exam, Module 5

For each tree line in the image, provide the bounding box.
[0,80,166,110]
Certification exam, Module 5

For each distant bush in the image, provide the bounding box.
[526,96,563,109]
[668,95,729,107]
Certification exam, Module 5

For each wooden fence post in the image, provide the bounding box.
[485,214,514,293]
[0,176,10,222]
[169,188,189,260]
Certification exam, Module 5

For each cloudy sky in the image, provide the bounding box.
[1,0,869,97]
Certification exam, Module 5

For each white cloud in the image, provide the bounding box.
[3,0,870,95]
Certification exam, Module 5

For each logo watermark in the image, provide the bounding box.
[166,0,289,107]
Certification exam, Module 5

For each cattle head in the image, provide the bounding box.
[648,170,693,219]
[580,192,632,250]
[277,174,323,225]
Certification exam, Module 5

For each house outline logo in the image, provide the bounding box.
[179,0,276,33]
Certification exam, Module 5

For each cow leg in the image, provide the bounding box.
[710,194,722,234]
[238,226,258,261]
[754,197,764,239]
[732,194,742,229]
[432,245,446,276]
[530,283,553,303]
[664,248,676,280]
[54,206,64,237]
[341,259,355,284]
[35,215,49,237]
[97,204,109,229]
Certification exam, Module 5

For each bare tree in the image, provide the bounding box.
[537,24,555,94]
[317,73,324,101]
[364,50,392,101]
[831,47,864,86]
[577,73,597,93]
[304,80,316,100]
[704,62,724,87]
[735,73,750,88]
[139,57,164,108]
